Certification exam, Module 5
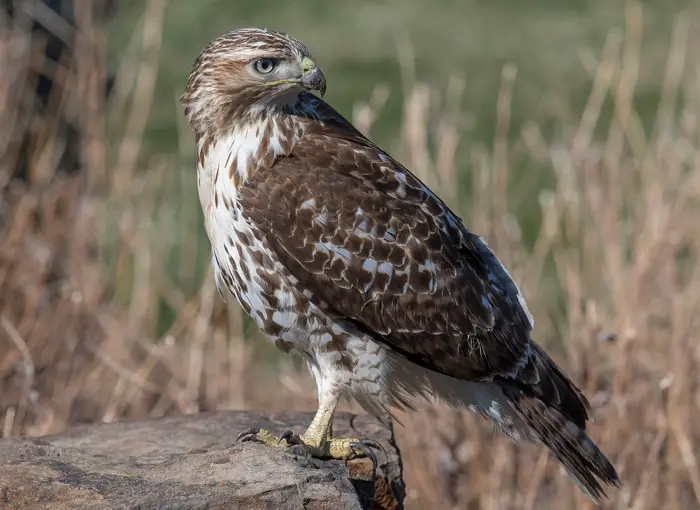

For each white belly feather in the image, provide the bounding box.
[198,129,297,335]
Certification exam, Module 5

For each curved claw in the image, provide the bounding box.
[350,438,383,463]
[348,439,380,483]
[278,429,302,446]
[236,427,261,443]
[357,437,386,459]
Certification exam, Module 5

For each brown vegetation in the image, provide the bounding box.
[1,3,699,509]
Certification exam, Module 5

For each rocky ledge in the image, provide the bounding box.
[0,411,404,509]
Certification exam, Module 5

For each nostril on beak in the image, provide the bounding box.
[301,56,317,74]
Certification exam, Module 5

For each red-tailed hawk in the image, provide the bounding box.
[181,28,619,503]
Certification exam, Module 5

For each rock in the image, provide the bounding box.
[0,411,405,509]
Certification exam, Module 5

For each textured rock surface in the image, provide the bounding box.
[0,411,404,509]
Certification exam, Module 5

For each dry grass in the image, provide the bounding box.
[2,2,700,509]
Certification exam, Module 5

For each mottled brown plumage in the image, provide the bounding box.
[181,27,619,503]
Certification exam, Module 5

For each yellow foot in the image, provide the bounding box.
[235,428,383,463]
[235,428,292,448]
[321,436,380,461]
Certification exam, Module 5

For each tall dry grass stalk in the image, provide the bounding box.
[0,0,256,435]
[1,2,699,509]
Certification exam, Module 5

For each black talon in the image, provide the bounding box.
[236,427,261,443]
[359,438,385,458]
[348,440,377,463]
[362,443,378,466]
[350,437,385,465]
[349,440,379,485]
[278,429,300,445]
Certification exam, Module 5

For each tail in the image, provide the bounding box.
[496,344,620,503]
[384,345,620,504]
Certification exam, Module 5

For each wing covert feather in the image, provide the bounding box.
[238,133,534,381]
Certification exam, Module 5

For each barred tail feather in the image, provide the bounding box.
[496,343,620,502]
[499,384,620,503]
[384,348,620,505]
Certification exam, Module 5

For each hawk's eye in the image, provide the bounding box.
[253,58,277,74]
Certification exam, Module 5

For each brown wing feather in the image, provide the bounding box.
[238,125,533,382]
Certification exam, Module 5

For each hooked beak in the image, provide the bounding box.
[300,56,326,97]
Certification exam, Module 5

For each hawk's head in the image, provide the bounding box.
[182,28,326,134]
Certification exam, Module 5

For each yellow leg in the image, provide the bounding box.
[296,396,371,460]
[298,395,335,454]
[237,381,380,461]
